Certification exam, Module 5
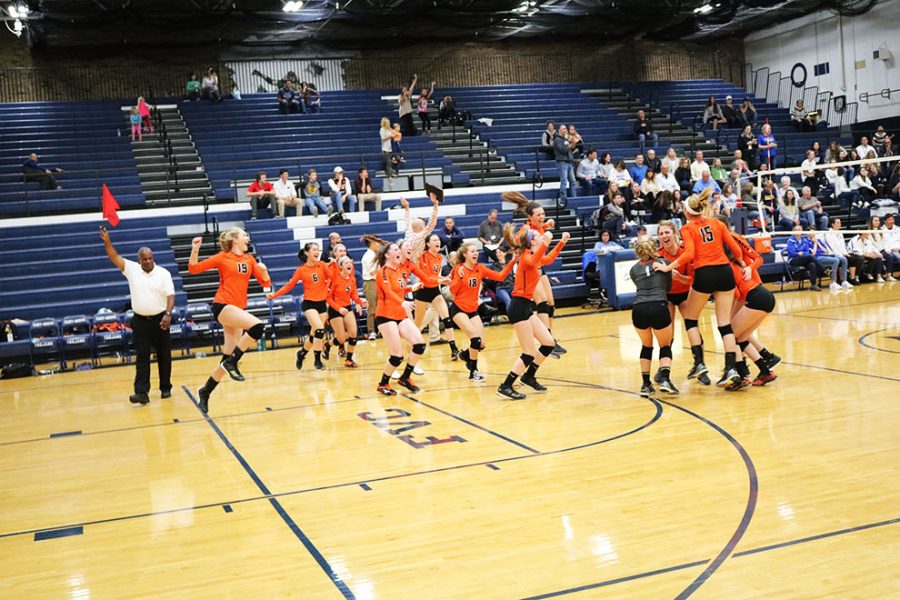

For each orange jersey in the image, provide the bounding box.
[327,273,362,311]
[270,260,331,301]
[450,260,516,312]
[417,250,443,288]
[659,243,693,295]
[678,216,744,270]
[376,264,412,320]
[399,257,427,283]
[512,239,565,299]
[519,220,552,235]
[188,251,270,308]
[728,234,764,301]
[326,260,355,282]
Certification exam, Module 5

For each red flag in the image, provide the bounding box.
[102,183,120,227]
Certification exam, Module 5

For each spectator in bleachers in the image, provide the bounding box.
[850,166,876,207]
[786,225,823,291]
[437,95,457,129]
[690,150,709,183]
[662,148,679,174]
[354,167,382,212]
[656,162,679,197]
[890,163,900,199]
[22,153,62,190]
[629,182,646,216]
[809,141,823,162]
[825,140,845,164]
[790,99,814,132]
[652,174,680,225]
[186,72,201,101]
[593,229,624,255]
[640,169,660,208]
[323,231,346,259]
[799,186,828,231]
[598,152,614,187]
[137,96,153,133]
[629,154,648,183]
[776,176,798,203]
[869,216,896,280]
[576,149,604,195]
[801,150,821,194]
[757,123,778,168]
[540,120,556,158]
[710,158,727,185]
[740,97,758,126]
[380,117,397,180]
[301,169,330,216]
[478,209,503,261]
[738,124,757,170]
[633,109,658,146]
[722,183,738,214]
[329,166,357,214]
[824,217,861,287]
[855,136,877,161]
[727,168,746,195]
[202,68,221,103]
[645,149,661,173]
[99,226,175,405]
[849,231,884,282]
[753,179,777,229]
[417,80,436,133]
[881,214,900,274]
[129,107,142,142]
[390,123,406,172]
[437,217,464,253]
[729,149,743,172]
[721,95,743,128]
[777,188,803,230]
[277,81,301,114]
[599,193,627,240]
[692,171,720,195]
[873,125,892,152]
[881,135,895,162]
[554,124,577,201]
[247,172,275,220]
[299,82,320,114]
[568,125,585,159]
[273,169,300,218]
[828,167,860,209]
[702,96,727,130]
[398,73,418,136]
[675,157,692,194]
[808,230,843,291]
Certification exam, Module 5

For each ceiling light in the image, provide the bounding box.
[693,3,713,14]
[282,1,303,12]
[8,5,19,18]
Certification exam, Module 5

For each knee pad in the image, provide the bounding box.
[640,345,654,361]
[519,353,535,367]
[314,328,325,339]
[659,345,672,360]
[538,344,555,357]
[546,305,555,318]
[247,323,265,340]
[470,337,484,351]
[738,340,750,351]
[411,343,427,355]
[441,317,454,330]
[388,355,403,367]
[717,324,734,338]
[683,319,699,331]
[536,301,552,316]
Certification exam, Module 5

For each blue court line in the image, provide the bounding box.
[859,328,900,355]
[34,526,83,542]
[49,430,81,438]
[183,386,356,600]
[402,393,541,454]
[223,505,233,513]
[486,464,500,471]
[359,483,372,491]
[173,418,180,423]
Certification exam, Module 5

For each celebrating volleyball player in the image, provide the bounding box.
[629,237,679,396]
[189,228,271,414]
[375,242,427,395]
[449,241,517,382]
[326,255,367,368]
[652,190,750,389]
[414,233,459,361]
[496,225,570,400]
[656,220,711,385]
[267,242,332,371]
[325,241,351,359]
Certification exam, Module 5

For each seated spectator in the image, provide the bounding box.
[354,167,382,212]
[829,167,860,208]
[576,149,605,195]
[186,72,202,101]
[809,141,823,162]
[702,96,727,130]
[640,169,660,207]
[653,165,679,224]
[323,231,348,259]
[778,188,804,230]
[568,124,584,159]
[692,171,721,195]
[645,149,661,173]
[753,179,777,229]
[611,159,633,192]
[850,167,877,206]
[202,67,222,103]
[662,147,679,174]
[301,169,330,216]
[790,99,815,132]
[299,82,320,114]
[247,171,275,220]
[710,158,728,185]
[633,109,658,146]
[540,120,555,158]
[22,152,63,190]
[721,95,743,128]
[598,193,627,240]
[593,229,624,255]
[675,156,693,194]
[881,213,900,277]
[437,217,463,252]
[721,183,738,214]
[881,135,896,160]
[597,152,614,187]
[277,81,301,114]
[890,163,900,200]
[776,176,798,203]
[628,181,645,216]
[437,95,457,129]
[808,229,844,290]
[869,216,896,279]
[855,136,877,161]
[329,166,357,214]
[801,149,821,194]
[825,140,845,164]
[690,150,709,182]
[628,154,648,184]
[823,217,862,287]
[740,97,758,127]
[786,225,823,290]
[849,231,884,282]
[478,209,504,260]
[798,186,828,230]
[729,149,744,172]
[273,168,300,218]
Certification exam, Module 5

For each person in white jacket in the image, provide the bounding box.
[881,214,900,273]
[821,218,858,289]
[850,167,877,206]
[848,232,885,282]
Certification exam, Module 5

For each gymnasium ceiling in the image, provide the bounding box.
[5,0,881,50]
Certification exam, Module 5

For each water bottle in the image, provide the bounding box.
[257,336,266,352]
[4,322,13,342]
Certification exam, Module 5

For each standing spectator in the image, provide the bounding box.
[277,81,300,114]
[478,209,504,260]
[360,235,385,340]
[273,169,300,218]
[202,67,221,103]
[354,167,382,212]
[757,123,778,168]
[633,109,658,146]
[380,117,396,180]
[129,107,142,142]
[299,82,320,113]
[22,153,62,190]
[301,169,330,216]
[740,97,758,126]
[801,150,821,193]
[738,124,757,170]
[554,124,576,200]
[576,149,604,195]
[662,147,679,174]
[540,120,556,158]
[247,172,275,220]
[799,186,828,231]
[398,73,418,136]
[702,96,727,130]
[629,154,648,184]
[137,96,153,133]
[823,217,861,287]
[855,136,877,160]
[721,95,742,127]
[645,149,661,173]
[786,225,823,290]
[186,72,202,101]
[329,166,357,214]
[100,226,174,405]
[690,150,710,183]
[417,80,436,133]
[437,217,464,253]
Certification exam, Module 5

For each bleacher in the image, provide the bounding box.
[0,100,144,218]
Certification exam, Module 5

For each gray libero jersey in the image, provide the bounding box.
[629,258,672,304]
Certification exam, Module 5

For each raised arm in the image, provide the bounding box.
[541,234,570,265]
[479,257,517,282]
[187,236,220,274]
[99,226,125,271]
[423,193,440,235]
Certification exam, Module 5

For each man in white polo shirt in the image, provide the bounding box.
[100,226,175,405]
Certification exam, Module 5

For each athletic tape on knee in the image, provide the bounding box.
[247,323,265,340]
[411,343,427,355]
[640,345,653,361]
[520,353,535,366]
[684,319,699,331]
[717,324,734,338]
[441,317,454,329]
[470,337,484,351]
[388,355,403,367]
[659,345,673,360]
[314,328,325,339]
[536,301,552,315]
[538,344,555,357]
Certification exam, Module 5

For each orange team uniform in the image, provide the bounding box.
[188,251,271,308]
[417,251,443,288]
[519,220,553,235]
[399,257,427,283]
[376,264,413,320]
[327,273,362,311]
[659,243,694,294]
[270,261,331,300]
[513,240,565,299]
[729,234,764,302]
[450,260,516,313]
[326,260,354,284]
[677,216,744,269]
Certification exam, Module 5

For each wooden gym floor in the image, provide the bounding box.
[1,284,898,599]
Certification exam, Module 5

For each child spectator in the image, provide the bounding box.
[129,107,142,142]
[137,96,153,133]
[186,73,201,101]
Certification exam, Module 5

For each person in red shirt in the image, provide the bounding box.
[656,220,710,386]
[188,227,272,413]
[652,189,750,389]
[449,241,517,382]
[374,242,426,395]
[495,224,569,400]
[247,171,275,220]
[327,256,367,368]
[267,242,332,370]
